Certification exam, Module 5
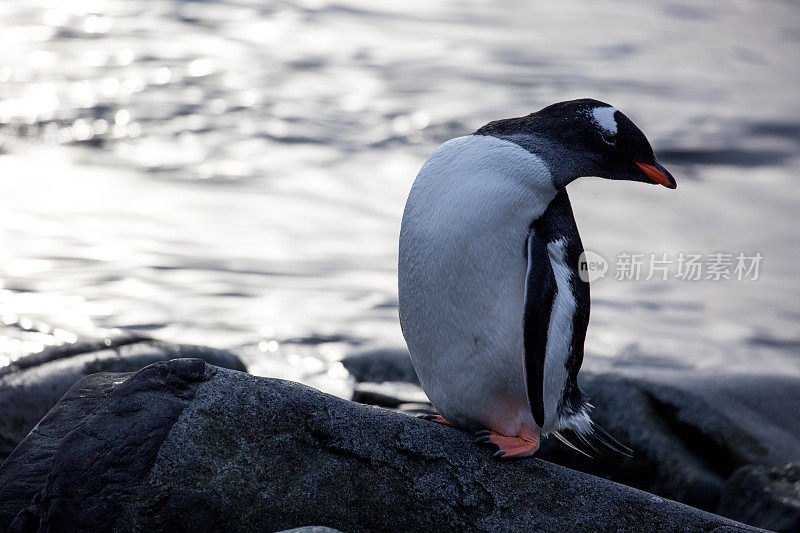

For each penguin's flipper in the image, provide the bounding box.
[523,229,557,428]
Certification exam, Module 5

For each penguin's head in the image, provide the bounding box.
[475,98,677,189]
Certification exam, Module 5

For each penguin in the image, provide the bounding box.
[398,99,676,458]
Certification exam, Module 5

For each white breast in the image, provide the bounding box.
[398,135,557,434]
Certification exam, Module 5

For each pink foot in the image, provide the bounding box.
[474,429,541,459]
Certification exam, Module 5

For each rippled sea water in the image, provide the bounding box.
[1,0,798,381]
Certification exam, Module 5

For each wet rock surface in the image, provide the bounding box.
[0,359,755,532]
[717,462,800,533]
[0,337,246,461]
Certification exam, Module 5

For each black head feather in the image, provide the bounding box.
[475,98,675,189]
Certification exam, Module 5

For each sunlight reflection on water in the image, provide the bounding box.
[0,0,799,376]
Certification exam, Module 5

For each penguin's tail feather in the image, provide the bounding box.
[586,421,634,457]
[552,431,594,458]
[553,422,633,458]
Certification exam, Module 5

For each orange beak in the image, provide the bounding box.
[635,161,676,189]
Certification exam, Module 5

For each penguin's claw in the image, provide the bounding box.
[496,441,539,459]
[418,414,453,427]
[474,430,540,459]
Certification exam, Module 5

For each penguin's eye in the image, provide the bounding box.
[600,132,616,146]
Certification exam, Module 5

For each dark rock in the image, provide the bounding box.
[276,528,343,533]
[352,381,428,408]
[395,402,437,416]
[0,371,130,529]
[717,462,800,532]
[0,359,757,532]
[354,368,800,523]
[536,372,800,516]
[341,348,419,384]
[0,339,246,462]
[0,333,147,378]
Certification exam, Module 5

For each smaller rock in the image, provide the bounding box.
[396,402,437,416]
[278,526,342,533]
[351,381,428,408]
[0,333,147,378]
[0,339,246,461]
[717,462,800,532]
[535,372,800,513]
[341,348,418,384]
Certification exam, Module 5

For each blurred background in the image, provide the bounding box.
[1,0,798,387]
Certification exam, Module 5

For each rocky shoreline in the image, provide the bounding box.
[0,341,797,531]
[0,337,245,462]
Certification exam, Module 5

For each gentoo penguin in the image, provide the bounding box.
[398,99,675,458]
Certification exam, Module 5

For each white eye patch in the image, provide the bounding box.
[590,106,618,136]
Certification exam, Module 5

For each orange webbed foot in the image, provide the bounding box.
[474,429,540,459]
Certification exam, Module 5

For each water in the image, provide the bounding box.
[1,0,799,380]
